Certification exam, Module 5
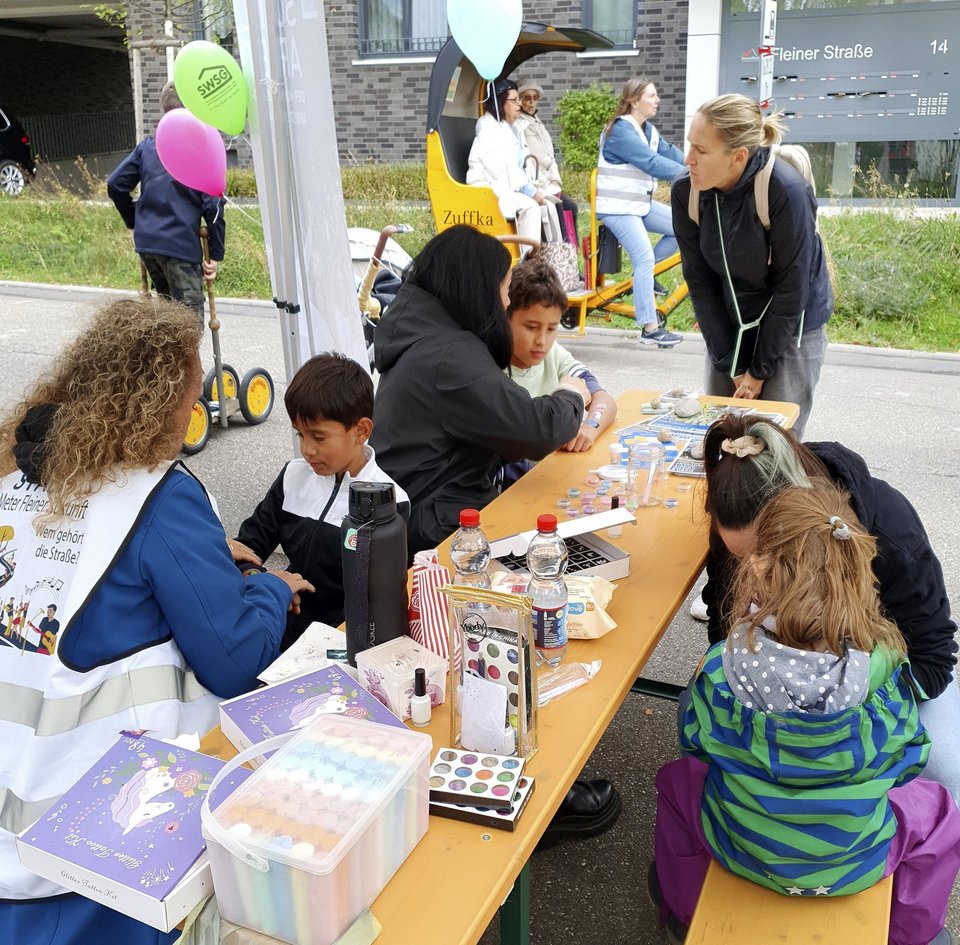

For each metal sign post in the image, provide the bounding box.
[758,0,778,107]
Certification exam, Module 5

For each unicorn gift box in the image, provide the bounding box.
[16,732,247,931]
[218,665,406,765]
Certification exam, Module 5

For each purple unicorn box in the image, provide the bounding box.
[16,733,245,931]
[218,664,406,764]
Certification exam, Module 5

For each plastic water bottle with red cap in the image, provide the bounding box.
[450,508,491,589]
[526,513,568,665]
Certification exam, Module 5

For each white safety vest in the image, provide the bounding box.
[0,463,221,899]
[595,116,660,218]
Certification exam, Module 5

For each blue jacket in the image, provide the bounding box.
[61,466,290,699]
[601,117,685,182]
[107,136,225,264]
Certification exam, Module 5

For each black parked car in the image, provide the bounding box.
[0,107,37,197]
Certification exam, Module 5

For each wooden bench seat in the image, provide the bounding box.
[686,859,893,945]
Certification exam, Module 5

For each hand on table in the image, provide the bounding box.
[271,571,315,615]
[564,423,600,452]
[733,372,764,400]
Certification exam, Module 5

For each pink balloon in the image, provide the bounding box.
[155,109,226,197]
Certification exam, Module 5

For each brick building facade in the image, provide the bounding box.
[324,0,689,164]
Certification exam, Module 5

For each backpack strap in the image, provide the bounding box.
[687,181,701,226]
[753,149,776,230]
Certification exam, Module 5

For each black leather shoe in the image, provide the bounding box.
[536,778,622,850]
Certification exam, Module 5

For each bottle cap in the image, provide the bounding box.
[348,481,397,523]
[459,508,480,527]
[611,495,620,510]
[414,667,427,697]
[536,513,558,532]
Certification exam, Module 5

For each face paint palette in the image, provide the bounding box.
[428,748,526,811]
[430,776,536,831]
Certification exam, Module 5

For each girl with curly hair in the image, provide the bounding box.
[0,297,312,945]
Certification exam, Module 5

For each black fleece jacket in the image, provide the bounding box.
[702,441,957,698]
[371,282,583,555]
[671,148,833,380]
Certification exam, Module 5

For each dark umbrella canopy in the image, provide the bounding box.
[426,23,614,132]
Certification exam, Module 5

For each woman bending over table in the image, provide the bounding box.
[371,224,587,556]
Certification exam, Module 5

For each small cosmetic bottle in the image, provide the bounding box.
[606,495,623,539]
[411,667,432,727]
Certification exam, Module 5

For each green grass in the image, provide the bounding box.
[1,173,958,354]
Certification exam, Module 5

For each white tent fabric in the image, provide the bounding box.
[233,0,369,379]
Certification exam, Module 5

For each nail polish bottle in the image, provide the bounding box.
[607,495,623,539]
[410,667,432,727]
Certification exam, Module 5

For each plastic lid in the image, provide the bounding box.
[206,715,431,876]
[348,481,397,523]
[536,513,558,532]
[459,508,480,527]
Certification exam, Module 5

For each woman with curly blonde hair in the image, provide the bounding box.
[0,297,312,945]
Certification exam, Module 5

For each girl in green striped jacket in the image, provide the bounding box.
[652,482,960,945]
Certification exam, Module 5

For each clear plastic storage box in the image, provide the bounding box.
[201,715,431,945]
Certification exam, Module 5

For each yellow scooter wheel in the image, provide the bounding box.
[239,368,275,425]
[202,364,239,405]
[181,397,212,455]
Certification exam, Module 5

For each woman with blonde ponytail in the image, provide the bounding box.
[671,93,833,437]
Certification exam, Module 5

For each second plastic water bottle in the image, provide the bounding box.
[450,508,491,588]
[526,514,568,665]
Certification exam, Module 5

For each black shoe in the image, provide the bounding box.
[647,861,689,945]
[536,778,622,850]
[654,279,668,296]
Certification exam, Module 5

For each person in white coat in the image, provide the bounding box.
[515,80,578,244]
[467,78,560,252]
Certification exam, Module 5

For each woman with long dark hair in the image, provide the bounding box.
[371,224,587,555]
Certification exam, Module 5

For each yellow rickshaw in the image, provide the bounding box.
[425,26,689,332]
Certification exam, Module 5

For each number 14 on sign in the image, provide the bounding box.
[930,39,949,55]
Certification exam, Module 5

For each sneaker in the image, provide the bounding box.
[639,325,683,348]
[689,593,709,622]
[654,279,668,297]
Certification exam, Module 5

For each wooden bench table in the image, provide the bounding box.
[205,390,803,945]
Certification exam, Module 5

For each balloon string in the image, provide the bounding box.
[222,195,263,229]
[212,197,222,227]
[489,81,500,123]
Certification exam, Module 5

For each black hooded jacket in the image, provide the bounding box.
[702,441,957,698]
[672,148,833,380]
[371,282,583,555]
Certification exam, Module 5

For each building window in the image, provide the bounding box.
[584,0,636,47]
[359,0,448,57]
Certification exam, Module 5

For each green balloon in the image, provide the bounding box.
[174,40,247,136]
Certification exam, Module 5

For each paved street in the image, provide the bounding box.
[1,284,958,944]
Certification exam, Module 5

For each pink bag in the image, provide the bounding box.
[563,208,577,248]
[408,550,453,662]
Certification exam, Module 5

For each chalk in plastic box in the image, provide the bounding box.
[202,715,432,945]
[354,635,447,721]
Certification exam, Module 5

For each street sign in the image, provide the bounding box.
[762,0,778,47]
[759,52,774,102]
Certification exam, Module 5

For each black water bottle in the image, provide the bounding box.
[341,481,409,665]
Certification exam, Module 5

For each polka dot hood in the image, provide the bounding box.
[721,618,870,715]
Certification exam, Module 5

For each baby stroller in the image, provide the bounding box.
[350,225,413,369]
